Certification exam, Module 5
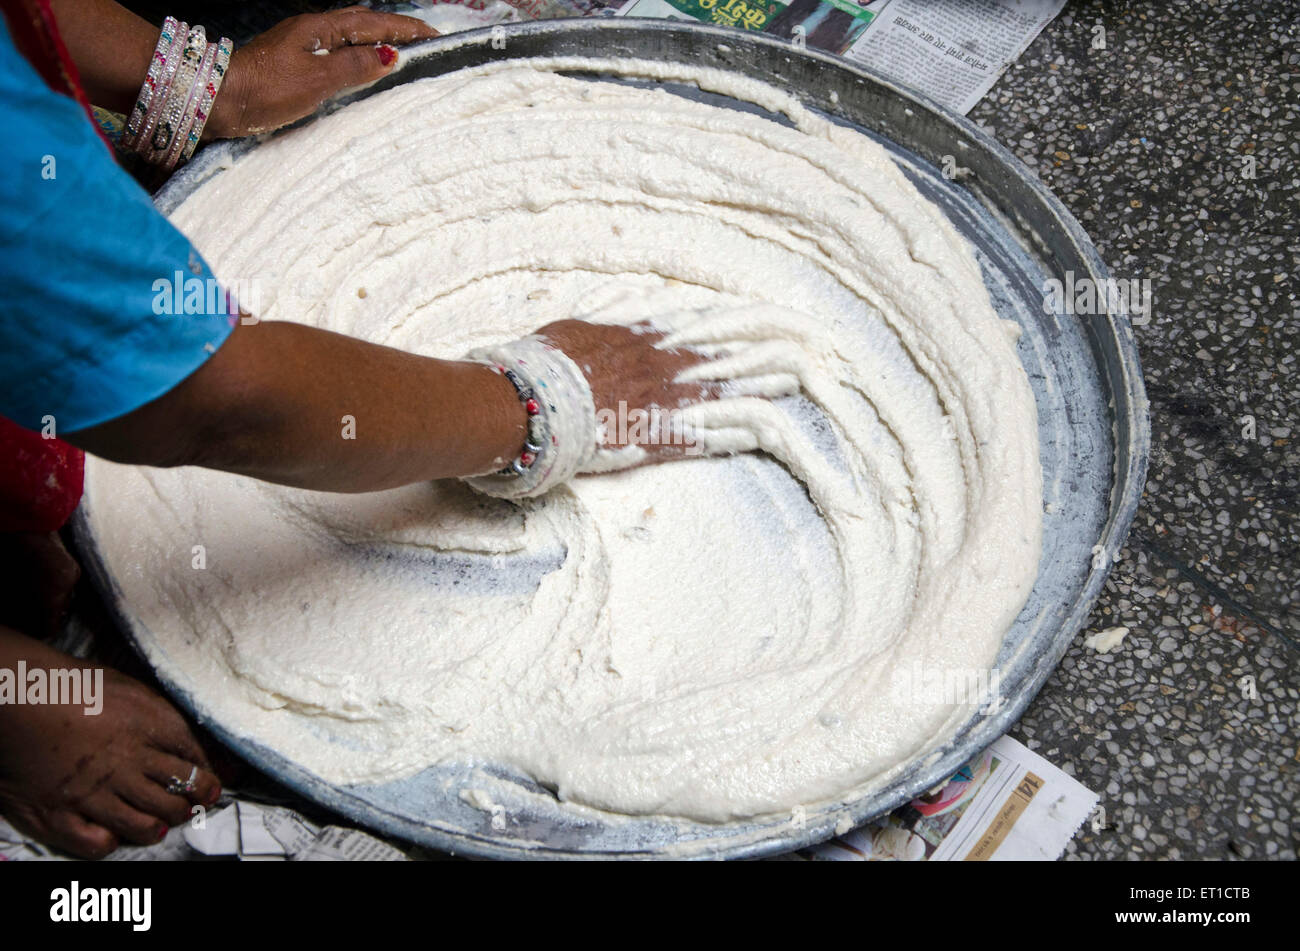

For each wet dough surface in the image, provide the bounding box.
[86,59,1042,821]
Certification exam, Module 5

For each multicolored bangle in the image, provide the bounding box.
[463,337,598,500]
[122,16,181,148]
[179,36,232,164]
[123,20,233,169]
[145,24,205,164]
[492,365,547,476]
[161,37,217,171]
[125,18,187,153]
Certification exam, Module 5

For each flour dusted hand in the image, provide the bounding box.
[461,321,725,499]
[537,320,721,458]
[209,8,437,138]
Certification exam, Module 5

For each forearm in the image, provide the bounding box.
[48,0,158,115]
[66,321,528,493]
[48,4,437,143]
[48,0,249,140]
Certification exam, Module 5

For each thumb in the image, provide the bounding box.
[325,43,399,90]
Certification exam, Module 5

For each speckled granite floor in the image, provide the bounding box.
[972,0,1298,860]
[98,0,1296,861]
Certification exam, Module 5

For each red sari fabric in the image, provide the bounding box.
[0,0,97,532]
[0,418,84,532]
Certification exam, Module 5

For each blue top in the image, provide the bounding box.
[0,20,234,433]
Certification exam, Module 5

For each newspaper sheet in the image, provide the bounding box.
[385,0,1064,115]
[836,0,1067,114]
[797,735,1099,861]
[610,0,1067,115]
[0,798,411,862]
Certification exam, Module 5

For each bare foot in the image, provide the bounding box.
[0,626,222,858]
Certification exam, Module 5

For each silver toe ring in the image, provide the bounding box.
[166,765,199,795]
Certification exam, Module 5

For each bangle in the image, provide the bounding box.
[462,337,598,500]
[144,24,206,164]
[179,36,232,163]
[495,365,547,476]
[122,16,181,148]
[125,18,187,153]
[160,38,214,170]
[138,22,188,154]
[122,20,234,168]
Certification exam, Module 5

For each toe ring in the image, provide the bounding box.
[166,764,199,795]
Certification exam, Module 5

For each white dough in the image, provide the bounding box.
[1084,626,1130,654]
[84,59,1043,822]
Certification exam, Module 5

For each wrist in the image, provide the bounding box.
[472,362,530,472]
[461,338,598,499]
[204,46,249,140]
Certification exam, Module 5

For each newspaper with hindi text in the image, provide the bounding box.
[386,0,1066,115]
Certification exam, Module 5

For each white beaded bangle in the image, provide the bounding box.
[129,25,233,169]
[179,37,232,164]
[127,19,188,154]
[143,24,205,164]
[161,38,217,171]
[462,337,598,500]
[122,16,180,147]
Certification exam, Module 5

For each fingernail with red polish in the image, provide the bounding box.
[206,786,222,806]
[155,823,168,842]
[376,44,398,67]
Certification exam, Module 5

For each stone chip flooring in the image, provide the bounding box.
[971,0,1297,860]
